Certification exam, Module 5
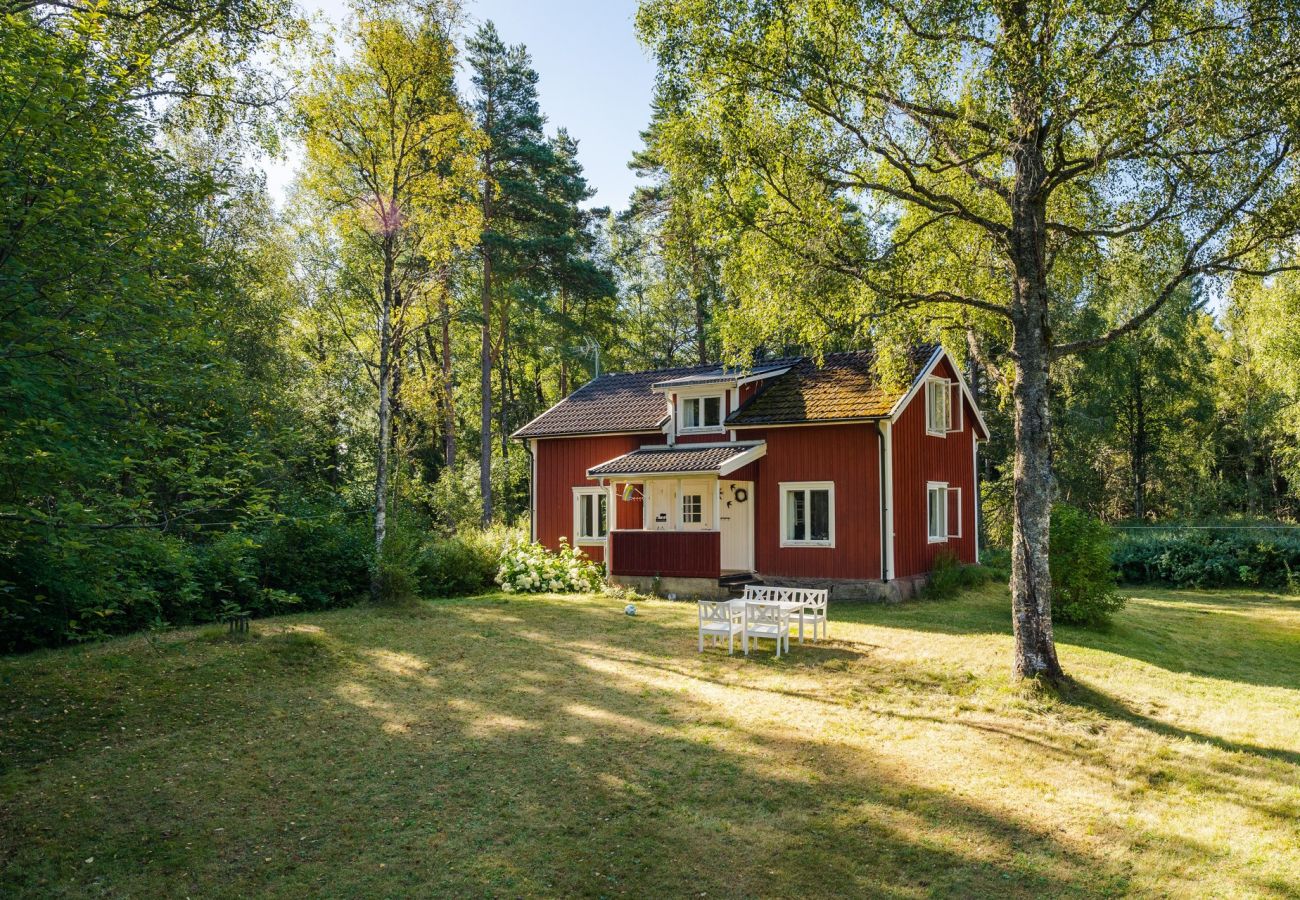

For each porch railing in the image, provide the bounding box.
[608,530,720,579]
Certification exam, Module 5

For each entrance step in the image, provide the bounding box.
[718,572,760,596]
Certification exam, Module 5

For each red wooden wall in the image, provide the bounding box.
[533,435,650,563]
[743,423,882,580]
[609,530,719,578]
[891,356,979,578]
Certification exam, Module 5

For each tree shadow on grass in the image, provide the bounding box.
[5,594,1296,898]
[837,586,1300,692]
[307,624,1130,897]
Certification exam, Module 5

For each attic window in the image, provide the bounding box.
[926,377,952,435]
[680,395,723,431]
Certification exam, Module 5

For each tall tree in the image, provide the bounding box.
[623,108,726,365]
[639,0,1300,680]
[296,0,480,599]
[466,22,568,524]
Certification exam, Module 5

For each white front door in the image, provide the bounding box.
[719,480,754,572]
[646,479,676,531]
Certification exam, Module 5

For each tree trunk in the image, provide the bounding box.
[1130,355,1147,520]
[1006,72,1064,681]
[439,274,455,468]
[480,248,494,525]
[1009,317,1063,681]
[372,253,394,603]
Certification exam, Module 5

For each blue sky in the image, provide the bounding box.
[266,0,657,210]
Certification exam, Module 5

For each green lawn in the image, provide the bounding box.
[3,586,1298,898]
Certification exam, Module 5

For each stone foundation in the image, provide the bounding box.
[756,574,928,603]
[609,574,730,601]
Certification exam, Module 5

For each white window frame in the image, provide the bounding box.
[926,481,962,543]
[678,478,712,530]
[927,481,948,543]
[677,392,726,433]
[573,487,608,545]
[779,481,836,548]
[926,377,952,436]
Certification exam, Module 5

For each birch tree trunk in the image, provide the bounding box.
[439,281,455,468]
[1006,77,1064,681]
[372,250,394,603]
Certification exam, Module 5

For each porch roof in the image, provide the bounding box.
[587,441,766,479]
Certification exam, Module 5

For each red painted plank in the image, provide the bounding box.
[609,531,720,579]
[891,356,979,578]
[747,423,882,580]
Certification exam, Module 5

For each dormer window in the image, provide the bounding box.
[679,394,723,431]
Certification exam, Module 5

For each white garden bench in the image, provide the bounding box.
[741,585,829,643]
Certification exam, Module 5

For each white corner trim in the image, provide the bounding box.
[881,421,894,581]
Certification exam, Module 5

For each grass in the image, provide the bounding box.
[2,586,1299,898]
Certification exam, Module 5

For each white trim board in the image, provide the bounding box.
[890,346,990,440]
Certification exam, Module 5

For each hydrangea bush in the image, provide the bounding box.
[496,538,605,594]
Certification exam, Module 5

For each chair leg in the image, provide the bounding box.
[699,631,703,652]
[743,632,749,655]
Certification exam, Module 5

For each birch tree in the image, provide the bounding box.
[639,0,1300,679]
[297,0,480,601]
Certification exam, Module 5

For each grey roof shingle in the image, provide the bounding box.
[588,443,763,477]
[513,365,707,439]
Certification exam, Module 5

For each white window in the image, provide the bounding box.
[682,493,703,523]
[780,482,835,547]
[679,394,723,431]
[926,377,952,435]
[573,488,608,543]
[927,482,962,543]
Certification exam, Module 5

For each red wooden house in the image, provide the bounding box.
[514,345,989,600]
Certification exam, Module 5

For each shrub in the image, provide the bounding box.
[253,509,370,609]
[924,551,993,599]
[1050,504,1124,626]
[1114,526,1300,589]
[417,526,519,597]
[924,551,965,599]
[375,518,421,605]
[496,538,604,594]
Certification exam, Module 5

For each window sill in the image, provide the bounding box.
[678,427,726,435]
[576,537,607,546]
[780,540,835,549]
[925,428,948,438]
[927,536,949,544]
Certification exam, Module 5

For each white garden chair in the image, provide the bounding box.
[743,601,793,658]
[792,588,829,642]
[698,600,743,653]
[742,586,829,643]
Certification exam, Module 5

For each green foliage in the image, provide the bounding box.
[924,551,992,600]
[417,526,521,597]
[1050,505,1124,627]
[496,539,604,594]
[1115,527,1300,590]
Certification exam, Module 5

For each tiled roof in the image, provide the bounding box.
[651,361,793,390]
[514,345,940,439]
[588,443,764,477]
[726,345,938,427]
[513,365,707,438]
